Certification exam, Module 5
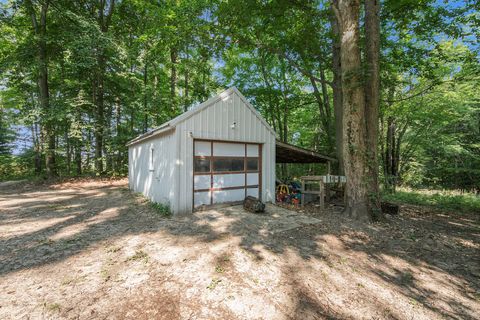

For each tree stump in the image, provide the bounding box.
[381,202,399,215]
[243,196,265,213]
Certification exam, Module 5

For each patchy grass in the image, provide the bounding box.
[126,250,149,263]
[44,302,61,312]
[150,201,171,216]
[383,188,480,213]
[207,278,222,290]
[100,267,111,282]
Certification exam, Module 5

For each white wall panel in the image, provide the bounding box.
[194,175,211,190]
[194,191,210,207]
[247,144,259,157]
[213,189,245,203]
[247,173,259,186]
[213,173,245,188]
[247,188,259,198]
[213,142,245,157]
[128,129,177,213]
[194,141,211,156]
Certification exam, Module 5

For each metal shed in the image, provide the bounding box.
[127,87,277,215]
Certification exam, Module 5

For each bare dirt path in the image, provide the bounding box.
[0,179,479,319]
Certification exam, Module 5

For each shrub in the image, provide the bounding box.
[382,187,480,213]
[150,201,171,216]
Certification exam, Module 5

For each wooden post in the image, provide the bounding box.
[325,174,330,203]
[301,179,305,207]
[319,181,325,209]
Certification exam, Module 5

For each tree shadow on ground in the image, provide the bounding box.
[1,181,478,319]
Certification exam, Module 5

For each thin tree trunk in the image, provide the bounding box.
[65,131,71,175]
[31,124,42,173]
[143,61,148,133]
[75,144,82,175]
[86,126,92,171]
[26,0,56,177]
[184,70,189,112]
[94,54,105,174]
[385,116,395,191]
[319,67,332,122]
[94,0,115,175]
[104,103,113,173]
[184,49,190,112]
[331,0,344,174]
[310,76,334,152]
[170,47,177,114]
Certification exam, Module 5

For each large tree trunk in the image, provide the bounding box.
[330,0,344,175]
[364,0,383,219]
[334,0,370,221]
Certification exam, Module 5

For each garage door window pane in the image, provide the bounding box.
[246,158,258,171]
[213,158,244,172]
[194,158,210,173]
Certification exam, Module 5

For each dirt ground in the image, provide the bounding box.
[0,179,479,319]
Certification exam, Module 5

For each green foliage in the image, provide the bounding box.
[0,0,478,195]
[382,188,480,214]
[150,201,171,217]
[0,153,35,181]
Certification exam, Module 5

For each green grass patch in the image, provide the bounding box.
[207,278,222,290]
[44,302,61,312]
[150,201,171,216]
[382,188,480,213]
[126,250,149,263]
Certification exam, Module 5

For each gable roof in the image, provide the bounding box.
[126,87,276,147]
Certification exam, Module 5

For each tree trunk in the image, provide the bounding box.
[26,0,56,177]
[334,0,370,221]
[65,131,71,175]
[143,60,148,133]
[75,144,82,175]
[385,116,396,191]
[364,0,383,219]
[94,54,105,174]
[94,0,115,175]
[330,0,344,175]
[184,49,190,112]
[31,123,42,173]
[170,47,177,114]
[310,76,334,152]
[319,67,332,123]
[184,69,189,112]
[104,103,113,173]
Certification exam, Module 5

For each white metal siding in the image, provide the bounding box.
[175,90,276,215]
[128,130,177,212]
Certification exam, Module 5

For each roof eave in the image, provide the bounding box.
[126,125,174,147]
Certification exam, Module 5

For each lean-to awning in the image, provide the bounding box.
[275,140,336,164]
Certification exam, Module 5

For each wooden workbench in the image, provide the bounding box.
[300,175,346,208]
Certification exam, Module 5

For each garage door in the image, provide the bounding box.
[193,140,261,208]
